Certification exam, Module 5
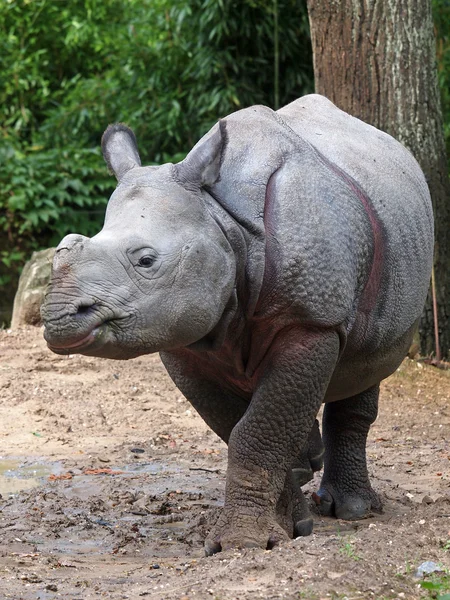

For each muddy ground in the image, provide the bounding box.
[0,327,449,600]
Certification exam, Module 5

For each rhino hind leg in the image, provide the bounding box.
[260,418,324,539]
[292,418,325,487]
[314,385,382,520]
[276,422,323,540]
[284,419,324,537]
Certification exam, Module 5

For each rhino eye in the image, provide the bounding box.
[138,255,156,267]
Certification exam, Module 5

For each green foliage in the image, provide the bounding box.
[31,0,312,161]
[433,0,450,156]
[0,0,312,322]
[420,575,450,600]
[0,142,112,264]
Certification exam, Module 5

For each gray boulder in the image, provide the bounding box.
[11,248,55,328]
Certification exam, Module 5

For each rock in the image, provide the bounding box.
[11,248,55,328]
[131,497,149,515]
[327,571,346,580]
[415,561,444,578]
[20,573,42,583]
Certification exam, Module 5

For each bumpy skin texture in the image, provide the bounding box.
[41,95,434,554]
[314,385,382,520]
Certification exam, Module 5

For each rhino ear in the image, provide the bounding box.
[101,124,141,181]
[175,120,227,188]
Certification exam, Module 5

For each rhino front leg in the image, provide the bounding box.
[205,328,340,554]
[314,384,382,519]
[162,350,322,541]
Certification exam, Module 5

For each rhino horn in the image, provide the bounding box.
[101,124,142,181]
[175,119,227,189]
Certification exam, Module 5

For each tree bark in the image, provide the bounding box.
[307,0,450,359]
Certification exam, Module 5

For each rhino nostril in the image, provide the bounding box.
[75,302,98,318]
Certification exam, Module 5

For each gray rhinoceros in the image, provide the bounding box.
[42,94,434,554]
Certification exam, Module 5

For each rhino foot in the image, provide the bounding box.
[275,462,316,539]
[294,516,314,537]
[315,386,382,520]
[291,478,314,536]
[204,508,289,556]
[313,481,382,520]
[285,418,324,536]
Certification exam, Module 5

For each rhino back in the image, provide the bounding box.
[277,95,434,339]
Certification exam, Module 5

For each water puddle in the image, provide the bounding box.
[123,461,180,475]
[0,458,178,498]
[0,458,62,495]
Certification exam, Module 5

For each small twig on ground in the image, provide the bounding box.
[431,264,441,363]
[189,467,220,473]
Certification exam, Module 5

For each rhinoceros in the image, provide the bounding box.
[42,94,434,554]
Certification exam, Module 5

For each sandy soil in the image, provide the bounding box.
[0,326,449,600]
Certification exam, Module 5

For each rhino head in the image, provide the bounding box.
[42,123,236,359]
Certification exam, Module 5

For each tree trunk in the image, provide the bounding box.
[307,0,450,359]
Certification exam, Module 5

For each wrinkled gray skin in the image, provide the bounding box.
[42,95,434,554]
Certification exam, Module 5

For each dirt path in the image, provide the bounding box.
[0,327,449,599]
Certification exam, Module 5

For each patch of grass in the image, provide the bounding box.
[296,591,320,599]
[420,574,450,599]
[337,534,362,561]
[396,557,419,577]
[442,540,450,552]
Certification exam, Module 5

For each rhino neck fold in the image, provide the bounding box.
[183,189,264,361]
[186,288,240,353]
[203,190,266,324]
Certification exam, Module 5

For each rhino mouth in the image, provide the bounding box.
[45,323,108,355]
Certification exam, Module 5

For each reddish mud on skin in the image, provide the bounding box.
[321,154,386,315]
[0,327,449,600]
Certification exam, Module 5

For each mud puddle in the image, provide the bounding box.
[0,458,63,495]
[1,456,223,561]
